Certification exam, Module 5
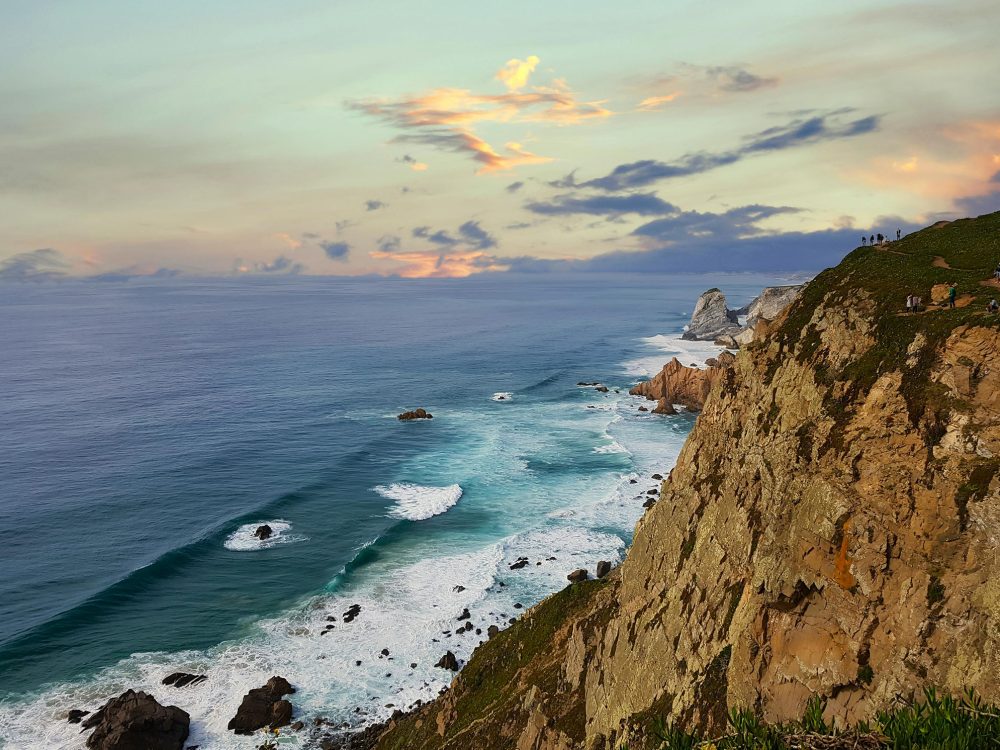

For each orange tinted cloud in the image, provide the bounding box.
[637,92,682,111]
[496,55,540,91]
[370,249,508,278]
[853,119,1000,201]
[349,59,612,173]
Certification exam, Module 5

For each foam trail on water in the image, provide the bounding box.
[491,392,513,401]
[374,483,463,521]
[624,333,729,376]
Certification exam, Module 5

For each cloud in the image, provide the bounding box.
[496,55,540,91]
[398,154,429,171]
[583,111,881,190]
[506,181,525,193]
[954,190,1000,217]
[0,248,70,281]
[631,204,800,243]
[411,220,497,250]
[376,234,401,253]
[370,249,508,278]
[274,232,304,249]
[637,92,682,111]
[525,192,678,217]
[991,170,1000,183]
[335,219,356,234]
[234,255,305,274]
[320,241,351,261]
[706,65,779,92]
[348,62,612,173]
[365,199,387,211]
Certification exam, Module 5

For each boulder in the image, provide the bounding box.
[253,525,272,540]
[595,386,609,393]
[596,560,612,578]
[567,569,588,583]
[161,672,207,688]
[81,690,189,750]
[227,676,296,735]
[682,289,741,341]
[637,406,648,412]
[435,651,459,671]
[398,408,433,421]
[487,625,500,638]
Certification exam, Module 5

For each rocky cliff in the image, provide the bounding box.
[629,352,735,413]
[373,212,1000,750]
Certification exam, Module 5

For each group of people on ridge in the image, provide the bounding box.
[863,228,902,246]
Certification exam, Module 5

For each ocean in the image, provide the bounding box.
[0,272,780,748]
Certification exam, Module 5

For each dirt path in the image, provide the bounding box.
[932,256,952,269]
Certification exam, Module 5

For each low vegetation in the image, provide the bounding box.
[626,689,1000,750]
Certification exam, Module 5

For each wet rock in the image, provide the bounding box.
[456,608,470,621]
[435,651,459,671]
[161,673,207,689]
[343,604,361,623]
[253,525,272,540]
[227,676,296,735]
[68,709,90,724]
[509,557,529,570]
[643,497,656,509]
[638,406,648,412]
[81,689,189,750]
[567,569,588,583]
[291,721,305,731]
[629,479,638,484]
[651,473,663,480]
[596,560,612,578]
[595,386,609,393]
[397,408,432,421]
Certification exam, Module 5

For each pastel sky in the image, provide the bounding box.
[2,0,999,280]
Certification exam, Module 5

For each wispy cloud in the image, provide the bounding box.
[582,111,880,190]
[706,65,779,92]
[348,59,612,173]
[0,248,70,281]
[370,249,507,278]
[376,234,401,253]
[411,220,497,250]
[506,180,525,193]
[631,204,800,243]
[637,92,682,111]
[525,192,677,217]
[234,255,305,274]
[397,154,429,171]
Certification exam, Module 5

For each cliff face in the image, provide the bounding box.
[375,213,1000,750]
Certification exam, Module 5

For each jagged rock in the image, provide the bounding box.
[68,709,89,724]
[161,672,207,688]
[81,690,189,750]
[567,569,588,583]
[682,288,741,341]
[253,525,272,540]
[435,652,459,671]
[227,676,296,735]
[509,557,529,570]
[343,604,361,623]
[398,408,432,420]
[631,356,734,413]
[596,561,612,578]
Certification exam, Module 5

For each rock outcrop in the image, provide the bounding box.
[629,351,735,412]
[227,676,296,735]
[81,690,189,750]
[682,288,740,341]
[373,212,1000,750]
[684,284,804,346]
[398,408,433,420]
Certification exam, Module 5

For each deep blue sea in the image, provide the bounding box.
[0,273,780,748]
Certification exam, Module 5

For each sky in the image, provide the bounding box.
[1,0,999,281]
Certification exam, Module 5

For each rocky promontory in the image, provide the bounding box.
[629,351,735,413]
[371,212,1000,750]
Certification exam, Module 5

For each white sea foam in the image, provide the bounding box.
[491,392,514,401]
[623,333,731,377]
[374,483,463,521]
[223,520,306,551]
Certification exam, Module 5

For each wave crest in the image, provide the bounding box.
[374,483,463,521]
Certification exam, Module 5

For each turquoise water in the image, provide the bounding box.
[0,273,778,748]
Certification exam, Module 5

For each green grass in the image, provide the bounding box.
[624,689,1000,749]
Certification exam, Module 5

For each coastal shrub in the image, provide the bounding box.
[629,688,1000,750]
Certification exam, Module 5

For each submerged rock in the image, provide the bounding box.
[82,690,189,750]
[227,676,296,735]
[161,672,207,688]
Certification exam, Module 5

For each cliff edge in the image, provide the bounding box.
[374,212,1000,750]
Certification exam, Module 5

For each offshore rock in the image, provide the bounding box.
[82,690,189,750]
[681,288,740,341]
[398,408,432,420]
[227,676,296,735]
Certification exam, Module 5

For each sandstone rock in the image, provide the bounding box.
[652,398,676,415]
[567,569,588,583]
[82,690,189,750]
[682,288,741,341]
[398,408,432,421]
[227,676,296,735]
[631,356,735,413]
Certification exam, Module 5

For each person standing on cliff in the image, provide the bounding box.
[949,283,958,308]
[870,234,875,245]
[906,294,913,312]
[862,235,867,246]
[897,228,901,240]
